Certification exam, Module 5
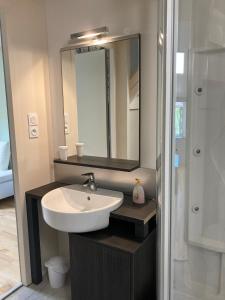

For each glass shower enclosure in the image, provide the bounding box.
[158,0,225,299]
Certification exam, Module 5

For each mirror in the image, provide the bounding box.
[61,34,140,168]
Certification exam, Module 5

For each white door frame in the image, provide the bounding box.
[0,14,31,286]
[157,0,175,299]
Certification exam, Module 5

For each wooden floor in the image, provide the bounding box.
[0,197,21,298]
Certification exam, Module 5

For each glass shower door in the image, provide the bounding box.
[170,0,225,299]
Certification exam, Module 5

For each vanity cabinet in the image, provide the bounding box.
[69,229,156,300]
[26,182,156,299]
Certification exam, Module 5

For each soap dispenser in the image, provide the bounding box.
[133,178,145,204]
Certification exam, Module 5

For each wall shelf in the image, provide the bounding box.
[54,155,140,172]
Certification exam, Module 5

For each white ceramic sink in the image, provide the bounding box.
[41,184,123,233]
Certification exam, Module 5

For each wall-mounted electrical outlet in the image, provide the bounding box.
[29,126,39,139]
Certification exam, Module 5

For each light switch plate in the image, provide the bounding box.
[28,113,39,126]
[29,126,39,139]
[64,113,70,135]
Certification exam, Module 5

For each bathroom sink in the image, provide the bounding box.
[41,184,123,233]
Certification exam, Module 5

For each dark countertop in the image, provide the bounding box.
[26,182,156,226]
[26,182,68,199]
[112,196,156,225]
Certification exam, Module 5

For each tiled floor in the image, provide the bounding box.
[0,198,21,298]
[5,277,71,300]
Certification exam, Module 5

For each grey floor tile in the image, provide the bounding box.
[5,277,70,300]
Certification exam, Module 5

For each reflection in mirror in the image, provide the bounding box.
[61,35,140,164]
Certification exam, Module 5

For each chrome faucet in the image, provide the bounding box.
[82,172,97,191]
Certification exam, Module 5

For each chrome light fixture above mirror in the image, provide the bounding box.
[70,26,109,42]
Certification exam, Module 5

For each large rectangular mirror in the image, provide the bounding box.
[60,34,140,171]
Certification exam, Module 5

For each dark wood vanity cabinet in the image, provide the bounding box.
[26,182,156,299]
[69,229,156,300]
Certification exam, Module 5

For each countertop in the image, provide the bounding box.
[26,181,156,227]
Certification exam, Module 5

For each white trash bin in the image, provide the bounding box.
[45,256,69,288]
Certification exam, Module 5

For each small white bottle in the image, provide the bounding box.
[133,178,145,204]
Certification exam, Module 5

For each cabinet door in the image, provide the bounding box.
[133,230,156,300]
[70,235,131,300]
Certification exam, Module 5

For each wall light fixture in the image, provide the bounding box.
[70,26,109,41]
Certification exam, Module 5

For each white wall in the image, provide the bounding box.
[0,45,9,142]
[0,0,54,284]
[44,0,158,169]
